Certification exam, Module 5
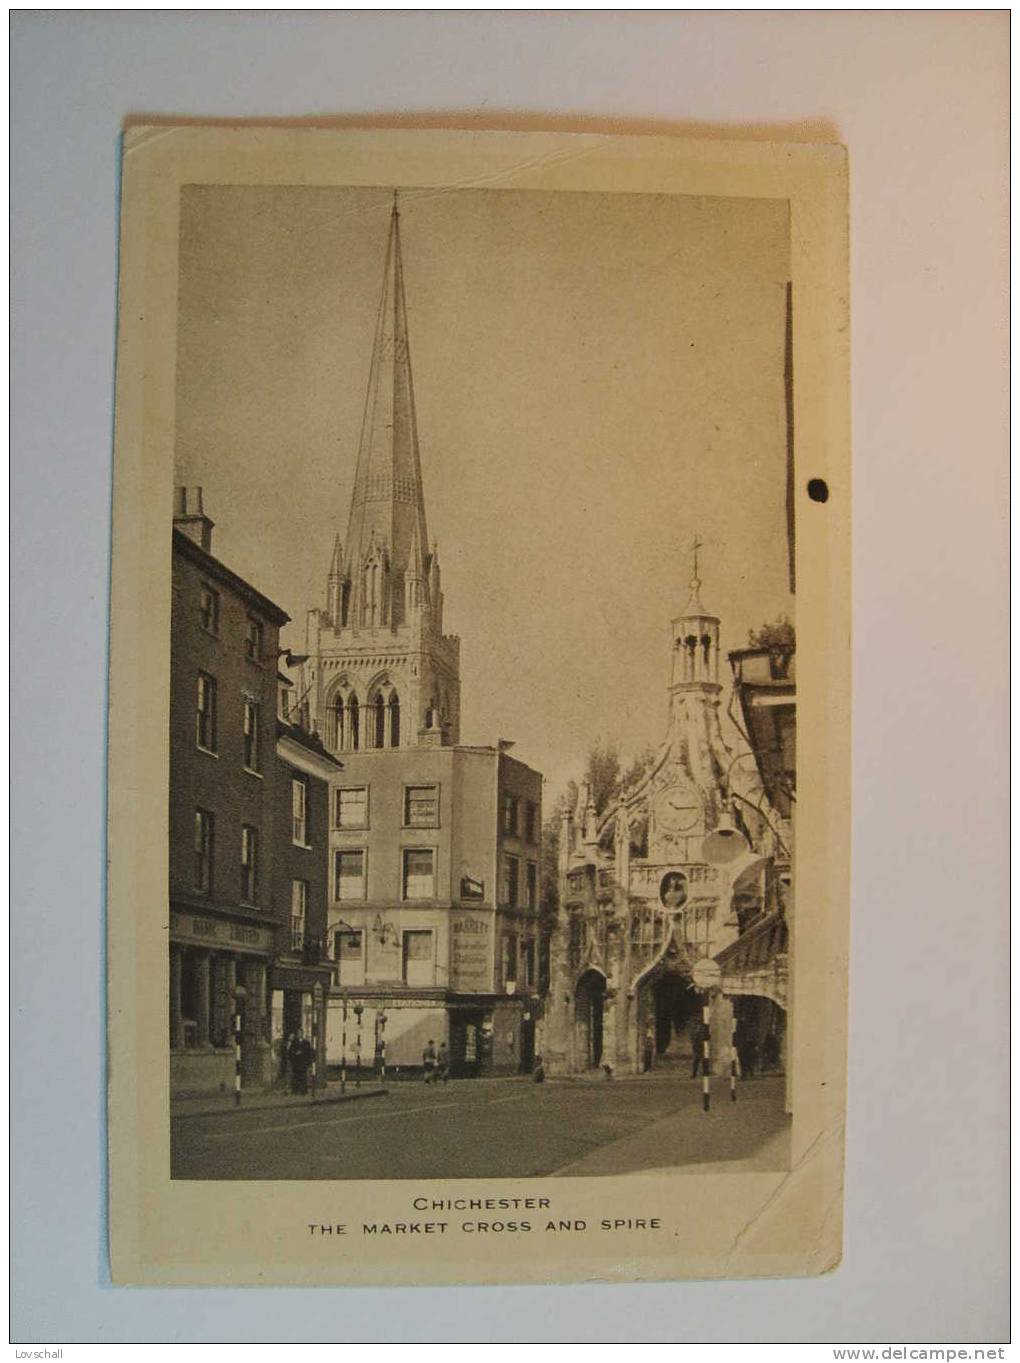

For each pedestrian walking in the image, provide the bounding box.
[436,1041,450,1083]
[736,1021,758,1079]
[642,1025,655,1073]
[532,1054,546,1084]
[286,1033,303,1094]
[298,1035,314,1094]
[289,1033,310,1094]
[422,1039,437,1083]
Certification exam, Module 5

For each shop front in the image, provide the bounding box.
[270,962,332,1090]
[169,907,276,1096]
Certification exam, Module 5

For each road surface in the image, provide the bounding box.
[171,1074,790,1181]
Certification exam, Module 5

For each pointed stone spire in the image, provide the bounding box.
[671,534,721,692]
[328,532,343,578]
[683,534,707,615]
[344,193,430,627]
[326,532,345,625]
[405,517,425,615]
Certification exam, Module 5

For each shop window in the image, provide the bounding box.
[335,849,366,901]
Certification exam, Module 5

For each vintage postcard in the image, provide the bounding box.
[107,126,850,1285]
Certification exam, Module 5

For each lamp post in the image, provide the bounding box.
[331,918,359,1095]
[232,984,248,1107]
[310,981,323,1101]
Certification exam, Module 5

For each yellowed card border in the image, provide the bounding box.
[107,127,850,1286]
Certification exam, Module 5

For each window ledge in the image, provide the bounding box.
[244,767,263,780]
[196,746,219,759]
[293,841,314,851]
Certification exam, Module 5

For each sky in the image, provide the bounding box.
[175,183,792,803]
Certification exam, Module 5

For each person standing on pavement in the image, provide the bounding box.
[289,1032,309,1094]
[422,1039,437,1083]
[436,1041,450,1083]
[286,1032,302,1094]
[298,1034,314,1094]
[642,1025,655,1073]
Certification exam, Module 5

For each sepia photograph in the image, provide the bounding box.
[168,180,796,1183]
[106,126,849,1286]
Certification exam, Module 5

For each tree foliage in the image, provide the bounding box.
[747,615,796,653]
[585,743,622,816]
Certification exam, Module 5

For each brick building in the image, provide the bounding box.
[169,491,338,1097]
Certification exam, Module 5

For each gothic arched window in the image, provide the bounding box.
[332,696,345,752]
[348,694,360,750]
[388,692,400,748]
[373,692,386,749]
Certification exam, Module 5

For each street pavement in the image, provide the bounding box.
[171,1074,790,1181]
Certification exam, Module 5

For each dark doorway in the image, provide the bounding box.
[449,1009,487,1078]
[574,970,606,1070]
[519,1015,536,1074]
[647,970,701,1067]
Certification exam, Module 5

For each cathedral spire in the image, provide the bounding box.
[344,193,431,626]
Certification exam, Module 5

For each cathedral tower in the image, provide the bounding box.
[304,197,461,751]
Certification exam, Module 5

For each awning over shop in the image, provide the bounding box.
[716,911,789,1009]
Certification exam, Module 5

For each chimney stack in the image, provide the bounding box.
[173,486,214,552]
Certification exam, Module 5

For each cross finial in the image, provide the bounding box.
[692,535,703,586]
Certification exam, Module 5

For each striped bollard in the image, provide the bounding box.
[233,1005,242,1107]
[354,1004,363,1088]
[340,999,348,1095]
[310,1011,318,1101]
[701,1000,711,1112]
[730,1016,737,1103]
[378,1010,388,1085]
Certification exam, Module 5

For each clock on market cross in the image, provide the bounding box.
[654,785,703,834]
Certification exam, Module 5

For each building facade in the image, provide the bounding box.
[169,491,338,1097]
[544,557,790,1083]
[298,199,544,1077]
[724,636,795,1106]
